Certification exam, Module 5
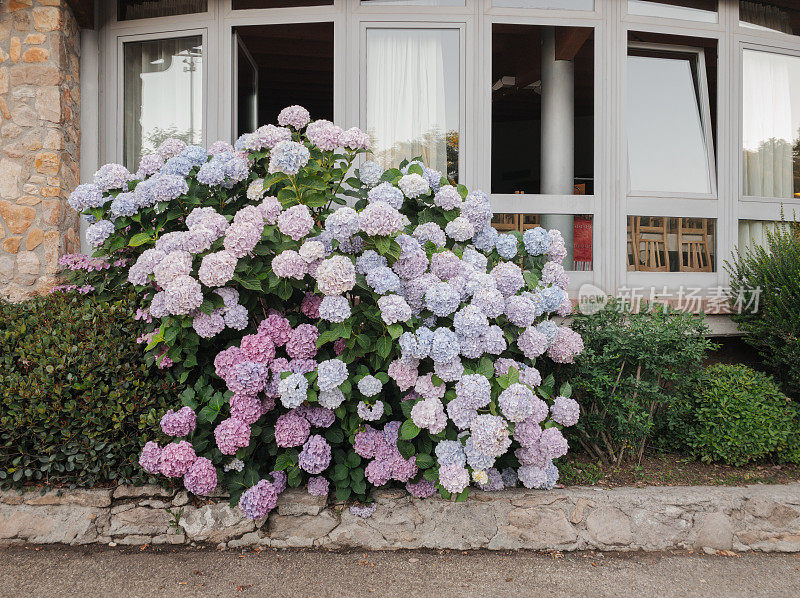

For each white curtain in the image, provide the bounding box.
[738,220,780,253]
[742,50,794,198]
[366,29,449,173]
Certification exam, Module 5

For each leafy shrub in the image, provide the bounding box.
[727,220,800,398]
[66,105,584,517]
[674,363,800,465]
[568,300,715,464]
[0,293,184,488]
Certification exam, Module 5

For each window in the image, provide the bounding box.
[491,24,594,194]
[117,0,207,20]
[492,0,594,9]
[492,213,593,270]
[627,46,715,195]
[740,1,800,37]
[123,36,203,170]
[627,217,716,272]
[232,0,333,8]
[233,23,334,138]
[738,219,783,251]
[366,28,460,181]
[742,49,800,199]
[627,0,717,22]
[362,0,465,5]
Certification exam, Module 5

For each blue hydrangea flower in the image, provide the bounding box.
[495,233,519,259]
[161,156,193,177]
[110,192,137,218]
[424,282,460,317]
[197,161,226,186]
[523,227,552,256]
[430,327,460,363]
[180,145,208,167]
[367,182,404,209]
[472,226,498,253]
[366,266,401,295]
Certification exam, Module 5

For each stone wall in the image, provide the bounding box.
[0,0,80,301]
[1,484,799,552]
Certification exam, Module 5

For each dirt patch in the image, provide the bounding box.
[560,453,800,488]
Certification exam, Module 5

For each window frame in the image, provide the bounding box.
[482,12,602,288]
[357,20,469,186]
[626,42,718,200]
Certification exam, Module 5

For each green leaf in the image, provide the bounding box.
[415,454,434,469]
[399,419,420,440]
[128,233,152,247]
[345,452,361,468]
[387,324,403,339]
[559,381,572,398]
[336,487,352,502]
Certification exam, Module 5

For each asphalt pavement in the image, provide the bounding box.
[1,545,799,598]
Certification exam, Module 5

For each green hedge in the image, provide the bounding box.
[0,292,183,488]
[672,363,800,466]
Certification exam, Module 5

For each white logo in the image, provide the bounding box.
[577,284,607,315]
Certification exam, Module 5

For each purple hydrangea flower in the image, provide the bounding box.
[183,457,217,496]
[160,406,197,437]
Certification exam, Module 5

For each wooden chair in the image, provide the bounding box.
[677,218,713,272]
[634,216,670,271]
[492,213,520,232]
[627,217,638,271]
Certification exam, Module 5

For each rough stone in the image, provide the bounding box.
[32,7,60,32]
[0,504,102,544]
[0,160,23,199]
[23,489,112,509]
[179,504,256,544]
[35,86,60,122]
[586,506,634,546]
[24,226,43,249]
[694,512,734,551]
[0,200,35,233]
[112,485,174,500]
[109,507,170,537]
[2,237,21,253]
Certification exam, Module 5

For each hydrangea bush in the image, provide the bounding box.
[65,106,583,517]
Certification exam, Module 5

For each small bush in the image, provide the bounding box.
[0,293,183,488]
[727,220,800,398]
[674,363,800,466]
[568,300,715,464]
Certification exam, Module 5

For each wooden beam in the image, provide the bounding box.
[65,0,94,29]
[555,27,591,61]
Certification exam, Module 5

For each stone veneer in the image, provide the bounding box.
[1,484,799,552]
[0,0,80,301]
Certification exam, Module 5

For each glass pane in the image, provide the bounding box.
[362,0,464,5]
[366,28,460,181]
[234,23,334,134]
[491,213,593,271]
[742,50,800,199]
[233,0,332,8]
[627,51,711,194]
[492,24,594,194]
[627,216,715,272]
[628,0,717,22]
[118,0,207,20]
[737,219,786,251]
[123,36,203,171]
[493,0,594,8]
[740,1,800,37]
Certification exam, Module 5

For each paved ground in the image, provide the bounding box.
[1,546,799,598]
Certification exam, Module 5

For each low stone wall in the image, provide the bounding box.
[1,484,799,552]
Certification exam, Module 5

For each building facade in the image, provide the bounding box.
[0,0,799,322]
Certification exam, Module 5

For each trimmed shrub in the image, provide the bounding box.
[0,293,183,488]
[674,363,800,466]
[568,300,715,464]
[727,220,800,398]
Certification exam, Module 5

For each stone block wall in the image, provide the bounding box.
[2,484,799,552]
[0,0,80,301]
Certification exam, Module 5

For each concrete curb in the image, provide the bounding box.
[1,484,799,551]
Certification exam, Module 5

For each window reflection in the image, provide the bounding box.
[491,212,593,271]
[627,216,715,272]
[366,28,460,181]
[493,0,594,8]
[118,0,206,20]
[740,1,800,37]
[742,50,800,199]
[627,0,717,22]
[123,36,203,171]
[627,49,713,194]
